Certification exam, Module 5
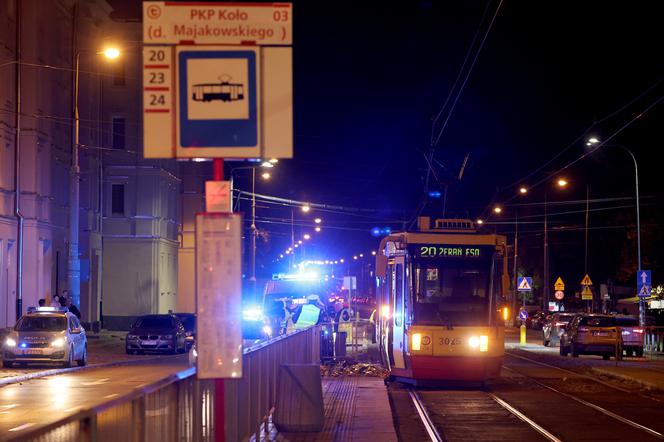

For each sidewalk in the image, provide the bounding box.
[591,365,664,392]
[265,376,397,442]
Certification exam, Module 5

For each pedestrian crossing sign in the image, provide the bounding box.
[517,276,533,292]
[639,285,651,297]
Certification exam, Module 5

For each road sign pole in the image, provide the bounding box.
[212,158,226,442]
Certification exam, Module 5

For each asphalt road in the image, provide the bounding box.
[0,355,189,440]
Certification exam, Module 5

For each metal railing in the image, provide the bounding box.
[644,326,664,355]
[9,325,321,442]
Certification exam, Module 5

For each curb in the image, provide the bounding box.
[591,367,664,393]
[0,354,183,388]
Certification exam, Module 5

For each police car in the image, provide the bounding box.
[2,306,87,368]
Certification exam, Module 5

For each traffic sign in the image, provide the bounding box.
[205,180,231,212]
[143,2,293,46]
[517,276,533,292]
[554,290,564,300]
[637,270,651,298]
[554,277,565,291]
[581,285,593,300]
[519,309,528,321]
[580,274,593,286]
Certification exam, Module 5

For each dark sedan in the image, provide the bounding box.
[126,314,187,354]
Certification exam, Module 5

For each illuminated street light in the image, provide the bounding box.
[493,206,502,214]
[102,47,120,59]
[261,172,271,180]
[371,251,377,256]
[586,137,600,146]
[340,259,345,263]
[359,253,364,258]
[269,158,279,164]
[294,244,299,248]
[315,226,321,232]
[298,240,303,244]
[353,256,358,260]
[261,161,274,168]
[280,254,284,258]
[519,186,528,194]
[477,219,484,225]
[557,178,568,188]
[301,205,311,213]
[303,234,311,240]
[334,260,339,264]
[314,218,322,224]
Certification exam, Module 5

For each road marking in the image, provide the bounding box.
[0,404,19,411]
[8,423,35,432]
[64,406,81,413]
[503,365,664,439]
[488,393,562,442]
[104,393,119,399]
[81,377,110,386]
[407,388,444,442]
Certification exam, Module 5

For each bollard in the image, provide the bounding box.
[520,324,526,345]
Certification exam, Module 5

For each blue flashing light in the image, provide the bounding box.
[20,342,27,348]
[428,191,442,198]
[371,227,381,237]
[242,306,264,322]
[371,227,392,237]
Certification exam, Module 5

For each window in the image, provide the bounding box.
[112,60,125,86]
[111,184,125,215]
[112,117,125,150]
[394,264,403,326]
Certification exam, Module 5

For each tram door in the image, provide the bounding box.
[389,256,406,369]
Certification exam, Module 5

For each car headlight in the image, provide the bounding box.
[161,335,173,339]
[51,338,65,348]
[127,334,138,340]
[5,337,16,347]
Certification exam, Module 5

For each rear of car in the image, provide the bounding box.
[543,313,575,346]
[125,315,186,354]
[616,316,644,357]
[175,313,196,350]
[2,307,87,368]
[565,315,619,359]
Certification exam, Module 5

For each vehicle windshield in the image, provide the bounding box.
[580,316,616,327]
[412,256,493,326]
[616,316,639,326]
[16,315,66,332]
[134,316,174,329]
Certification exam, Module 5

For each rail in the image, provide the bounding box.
[9,325,321,442]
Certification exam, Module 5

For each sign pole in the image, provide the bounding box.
[213,158,225,442]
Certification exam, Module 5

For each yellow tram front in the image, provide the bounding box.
[376,218,509,385]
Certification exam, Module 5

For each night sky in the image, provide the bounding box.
[118,1,663,286]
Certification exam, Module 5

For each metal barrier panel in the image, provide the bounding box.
[645,326,664,354]
[9,325,321,442]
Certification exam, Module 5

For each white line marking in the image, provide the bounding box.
[104,393,119,399]
[489,393,562,442]
[8,423,34,432]
[408,389,444,442]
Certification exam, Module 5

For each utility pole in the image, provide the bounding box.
[512,212,519,322]
[14,0,24,320]
[584,185,589,275]
[543,193,549,311]
[250,167,256,298]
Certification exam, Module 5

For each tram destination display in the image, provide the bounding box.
[408,244,493,259]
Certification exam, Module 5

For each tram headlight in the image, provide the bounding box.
[469,335,489,352]
[381,305,390,319]
[412,333,422,351]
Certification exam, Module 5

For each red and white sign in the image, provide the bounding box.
[143,1,292,45]
[143,46,174,158]
[554,290,564,300]
[205,180,231,213]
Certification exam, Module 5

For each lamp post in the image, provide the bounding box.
[587,138,643,325]
[69,47,120,310]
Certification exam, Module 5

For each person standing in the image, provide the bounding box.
[50,294,61,308]
[65,298,82,319]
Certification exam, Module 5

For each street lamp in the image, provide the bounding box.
[519,186,528,194]
[315,226,321,232]
[557,178,568,188]
[303,234,311,240]
[69,46,121,310]
[314,218,322,224]
[493,206,502,214]
[586,137,644,325]
[301,205,311,213]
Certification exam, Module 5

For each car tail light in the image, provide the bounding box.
[555,322,566,327]
[633,328,644,334]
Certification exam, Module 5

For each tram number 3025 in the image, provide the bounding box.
[439,337,462,346]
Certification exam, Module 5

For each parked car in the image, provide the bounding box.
[175,313,196,350]
[560,314,620,360]
[615,315,644,357]
[542,313,576,346]
[530,311,549,330]
[2,306,87,368]
[125,314,187,354]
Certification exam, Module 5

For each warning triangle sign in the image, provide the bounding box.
[580,274,593,286]
[518,278,532,290]
[581,285,593,300]
[554,277,565,291]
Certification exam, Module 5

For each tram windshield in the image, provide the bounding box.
[411,256,494,326]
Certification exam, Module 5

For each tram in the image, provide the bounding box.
[376,217,510,385]
[192,81,244,102]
